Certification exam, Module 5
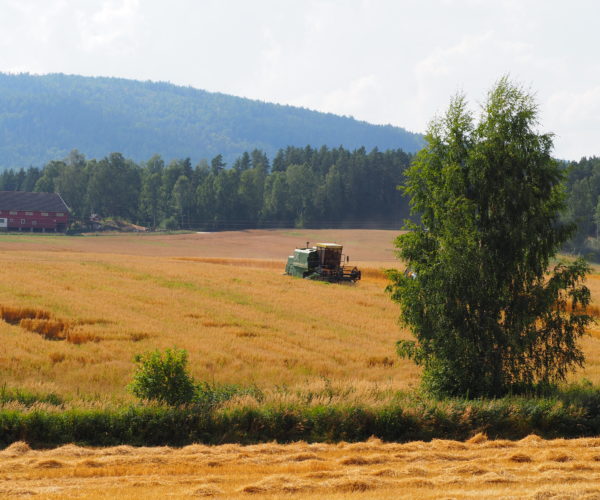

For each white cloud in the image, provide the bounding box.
[0,0,598,158]
[256,27,284,89]
[411,32,496,130]
[76,0,140,54]
[416,31,494,79]
[312,75,380,119]
[545,86,600,160]
[547,87,600,124]
[408,27,574,140]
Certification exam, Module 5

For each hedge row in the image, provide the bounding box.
[2,394,600,448]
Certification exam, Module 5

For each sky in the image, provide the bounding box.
[1,0,598,160]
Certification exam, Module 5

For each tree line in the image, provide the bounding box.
[0,146,413,230]
[562,156,600,258]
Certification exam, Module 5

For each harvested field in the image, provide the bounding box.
[2,435,600,498]
[0,229,400,262]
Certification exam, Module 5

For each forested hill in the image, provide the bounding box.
[0,73,423,169]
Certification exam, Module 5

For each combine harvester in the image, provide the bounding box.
[284,242,361,283]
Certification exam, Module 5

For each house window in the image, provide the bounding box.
[25,212,33,216]
[57,213,65,217]
[10,211,17,215]
[41,212,49,216]
[20,219,25,224]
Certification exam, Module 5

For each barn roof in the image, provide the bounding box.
[0,191,69,212]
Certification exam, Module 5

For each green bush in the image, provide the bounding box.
[128,348,196,406]
[195,381,258,409]
[128,348,254,408]
[159,216,179,230]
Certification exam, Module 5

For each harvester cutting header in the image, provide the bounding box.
[284,242,361,283]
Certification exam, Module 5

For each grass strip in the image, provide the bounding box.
[2,390,600,448]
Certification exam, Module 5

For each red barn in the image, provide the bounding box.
[0,191,70,232]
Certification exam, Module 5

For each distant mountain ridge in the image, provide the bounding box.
[0,73,423,169]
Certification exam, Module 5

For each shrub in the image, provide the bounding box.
[159,216,179,230]
[128,348,196,406]
[129,348,261,408]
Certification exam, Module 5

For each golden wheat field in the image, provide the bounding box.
[0,229,419,406]
[3,435,600,499]
[1,229,600,407]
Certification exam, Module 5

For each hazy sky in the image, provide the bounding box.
[1,0,598,160]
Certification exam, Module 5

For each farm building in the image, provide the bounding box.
[0,191,69,232]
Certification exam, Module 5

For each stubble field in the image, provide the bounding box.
[3,435,600,499]
[2,229,600,498]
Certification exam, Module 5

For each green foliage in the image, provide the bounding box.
[0,384,63,407]
[562,156,600,258]
[195,382,261,409]
[159,216,179,230]
[3,384,600,447]
[128,348,253,408]
[388,77,593,398]
[0,145,413,230]
[128,348,196,406]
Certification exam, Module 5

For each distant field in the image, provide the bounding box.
[3,435,600,499]
[1,229,600,407]
[0,229,400,262]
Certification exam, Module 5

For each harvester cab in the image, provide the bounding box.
[284,242,361,283]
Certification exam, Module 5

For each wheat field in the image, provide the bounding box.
[0,230,419,406]
[2,435,600,498]
[1,229,600,406]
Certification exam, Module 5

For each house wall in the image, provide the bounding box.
[0,209,69,231]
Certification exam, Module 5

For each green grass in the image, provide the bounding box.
[0,385,64,407]
[0,233,71,244]
[3,383,600,448]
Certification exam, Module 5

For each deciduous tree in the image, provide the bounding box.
[387,77,592,398]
